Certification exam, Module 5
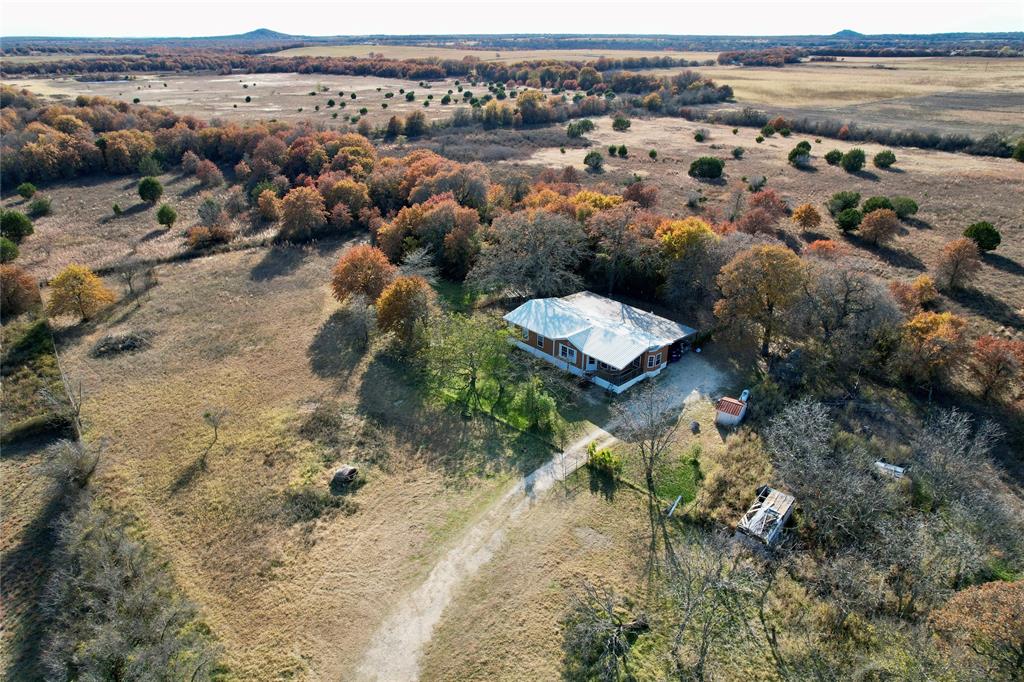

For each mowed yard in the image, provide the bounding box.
[515,115,1024,337]
[44,243,557,680]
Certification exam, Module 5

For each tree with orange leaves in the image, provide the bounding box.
[969,335,1024,401]
[859,208,900,246]
[278,186,327,242]
[931,580,1024,680]
[792,204,822,231]
[900,311,966,384]
[376,275,435,353]
[331,245,397,303]
[935,238,981,290]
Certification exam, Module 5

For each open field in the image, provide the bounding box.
[1,72,473,125]
[701,57,1024,137]
[269,44,719,63]
[1,242,558,680]
[510,114,1024,337]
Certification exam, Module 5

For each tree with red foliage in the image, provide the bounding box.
[969,336,1024,401]
[935,238,981,290]
[278,186,327,242]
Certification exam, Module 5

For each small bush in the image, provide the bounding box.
[787,147,810,168]
[688,156,724,179]
[0,237,18,263]
[862,196,894,213]
[840,148,866,173]
[755,135,764,144]
[0,210,33,243]
[694,128,708,142]
[16,182,36,199]
[586,442,623,476]
[835,208,863,231]
[760,125,775,137]
[873,149,897,168]
[608,145,617,156]
[778,128,791,137]
[137,176,163,204]
[732,147,744,159]
[824,149,843,166]
[137,155,161,176]
[156,203,177,228]
[616,144,628,158]
[746,175,767,192]
[648,149,657,160]
[612,116,631,132]
[27,196,52,218]
[732,128,739,134]
[891,197,919,219]
[112,203,123,217]
[963,221,1001,251]
[566,119,595,138]
[1013,140,1024,162]
[583,150,603,171]
[827,190,860,216]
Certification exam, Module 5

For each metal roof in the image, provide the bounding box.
[738,486,795,546]
[716,397,746,417]
[503,292,695,370]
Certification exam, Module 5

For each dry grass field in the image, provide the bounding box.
[1,72,472,125]
[2,243,556,680]
[700,57,1024,137]
[514,115,1024,337]
[269,44,718,63]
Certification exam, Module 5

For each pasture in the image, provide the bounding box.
[269,43,719,63]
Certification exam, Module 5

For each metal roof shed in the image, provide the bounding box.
[737,486,795,547]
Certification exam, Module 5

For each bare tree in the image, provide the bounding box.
[615,382,682,497]
[561,580,648,682]
[38,439,102,492]
[200,407,228,467]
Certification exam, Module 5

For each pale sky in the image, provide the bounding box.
[0,0,1022,38]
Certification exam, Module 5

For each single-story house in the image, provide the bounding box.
[737,485,794,547]
[503,291,696,393]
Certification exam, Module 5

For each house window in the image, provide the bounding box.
[647,353,662,368]
[520,325,529,339]
[558,343,577,363]
[536,334,546,349]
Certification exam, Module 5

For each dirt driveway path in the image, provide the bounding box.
[355,356,724,681]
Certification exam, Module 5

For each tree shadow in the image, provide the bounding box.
[844,235,926,271]
[2,481,65,680]
[851,169,880,182]
[945,286,1024,328]
[179,183,204,199]
[138,227,167,242]
[168,454,207,495]
[587,467,617,501]
[306,309,367,380]
[902,217,932,230]
[250,246,305,282]
[799,230,830,244]
[985,253,1024,277]
[121,202,152,217]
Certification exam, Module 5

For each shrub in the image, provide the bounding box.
[611,116,631,132]
[195,159,224,187]
[648,149,657,160]
[935,238,981,289]
[760,124,775,137]
[827,191,860,216]
[862,196,894,213]
[835,208,863,231]
[795,140,811,152]
[0,237,18,263]
[963,221,1001,251]
[607,145,617,156]
[732,128,739,134]
[583,150,603,172]
[891,196,919,219]
[137,155,161,176]
[137,176,163,204]
[840,148,866,172]
[566,119,595,138]
[859,208,900,245]
[0,264,38,317]
[16,182,36,199]
[732,147,744,159]
[616,144,628,158]
[257,189,280,222]
[0,210,33,243]
[27,196,52,218]
[694,129,707,142]
[688,156,724,179]
[755,135,764,143]
[180,150,201,174]
[586,441,623,476]
[1013,139,1024,162]
[792,204,822,230]
[156,203,177,228]
[778,128,791,137]
[787,147,811,168]
[112,203,123,217]
[746,175,766,192]
[873,149,896,168]
[824,149,843,165]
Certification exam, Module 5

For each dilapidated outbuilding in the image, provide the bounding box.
[737,485,794,547]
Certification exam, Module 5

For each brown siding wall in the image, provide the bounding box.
[520,328,583,369]
[642,344,670,370]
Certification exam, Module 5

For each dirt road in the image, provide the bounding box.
[355,356,724,681]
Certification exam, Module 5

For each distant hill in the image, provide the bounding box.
[218,28,296,41]
[832,29,864,38]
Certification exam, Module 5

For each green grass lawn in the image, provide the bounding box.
[654,444,704,503]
